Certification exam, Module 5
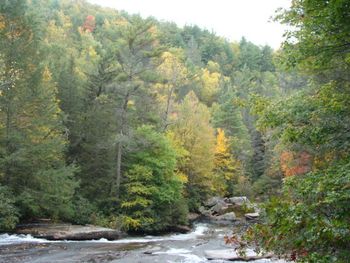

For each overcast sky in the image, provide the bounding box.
[87,0,291,49]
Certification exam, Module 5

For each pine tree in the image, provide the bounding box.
[0,0,77,220]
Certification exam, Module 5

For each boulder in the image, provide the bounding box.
[204,196,224,207]
[16,223,124,241]
[227,196,251,206]
[187,212,201,222]
[204,249,273,261]
[245,212,260,220]
[215,212,236,222]
[199,206,212,217]
[170,225,191,233]
[210,200,229,214]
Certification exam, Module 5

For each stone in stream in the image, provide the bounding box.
[170,225,191,233]
[228,196,251,206]
[204,196,225,207]
[187,212,201,222]
[204,249,274,261]
[214,212,236,222]
[210,200,229,214]
[15,224,124,240]
[143,246,163,255]
[245,212,260,220]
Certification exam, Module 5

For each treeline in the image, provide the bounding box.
[244,0,350,262]
[0,0,306,233]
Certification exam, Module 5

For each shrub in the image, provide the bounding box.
[245,160,350,262]
[0,186,19,230]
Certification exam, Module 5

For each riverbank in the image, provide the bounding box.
[0,222,288,263]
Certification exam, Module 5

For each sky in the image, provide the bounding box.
[87,0,291,49]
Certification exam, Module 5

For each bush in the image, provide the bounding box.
[121,126,188,232]
[0,186,19,231]
[245,160,350,262]
[71,196,96,225]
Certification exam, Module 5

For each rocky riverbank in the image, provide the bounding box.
[0,222,287,263]
[198,196,260,223]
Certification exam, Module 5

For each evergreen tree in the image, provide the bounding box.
[0,0,77,220]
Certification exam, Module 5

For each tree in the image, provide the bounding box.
[276,0,350,71]
[0,0,77,220]
[245,0,350,261]
[109,15,163,198]
[121,126,187,232]
[155,50,188,130]
[171,91,216,210]
[213,129,242,196]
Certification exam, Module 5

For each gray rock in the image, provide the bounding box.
[245,212,260,220]
[170,225,191,233]
[215,212,236,221]
[227,196,251,206]
[204,249,273,261]
[16,223,124,240]
[210,200,229,214]
[204,196,224,207]
[199,206,212,217]
[187,212,201,222]
[143,246,163,254]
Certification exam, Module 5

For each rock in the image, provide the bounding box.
[204,196,224,207]
[215,212,236,222]
[187,213,201,222]
[16,223,124,241]
[210,200,229,214]
[204,249,273,261]
[143,246,163,254]
[228,196,251,206]
[199,206,212,217]
[245,212,260,220]
[170,225,191,233]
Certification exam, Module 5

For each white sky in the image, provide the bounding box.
[87,0,291,49]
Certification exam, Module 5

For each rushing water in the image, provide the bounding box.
[0,223,286,263]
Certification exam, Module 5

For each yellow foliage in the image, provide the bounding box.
[215,128,229,155]
[176,171,188,184]
[42,67,52,82]
[88,46,97,58]
[199,68,221,104]
[0,15,5,30]
[213,128,242,195]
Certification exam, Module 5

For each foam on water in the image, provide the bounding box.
[0,233,48,245]
[0,223,209,246]
[153,248,192,255]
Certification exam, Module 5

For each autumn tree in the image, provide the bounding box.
[155,49,188,130]
[109,16,163,198]
[171,91,216,210]
[213,129,242,196]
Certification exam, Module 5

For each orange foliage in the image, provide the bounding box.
[280,150,312,177]
[82,15,95,33]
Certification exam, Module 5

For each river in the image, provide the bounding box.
[0,222,287,263]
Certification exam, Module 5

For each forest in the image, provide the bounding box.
[0,0,349,262]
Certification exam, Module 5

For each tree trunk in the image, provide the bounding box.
[114,91,130,198]
[115,137,122,199]
[162,85,174,131]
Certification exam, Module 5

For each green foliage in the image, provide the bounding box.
[0,0,78,222]
[0,186,19,230]
[121,126,187,232]
[0,0,305,233]
[171,92,216,210]
[276,0,350,70]
[246,160,350,262]
[246,1,350,260]
[71,196,96,225]
[258,82,350,158]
